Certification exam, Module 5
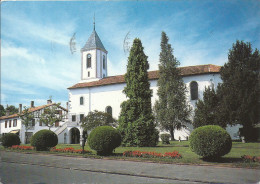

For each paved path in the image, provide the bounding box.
[0,151,259,184]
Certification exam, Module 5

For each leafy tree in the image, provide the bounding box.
[193,87,226,128]
[154,32,191,140]
[0,105,5,117]
[19,106,34,144]
[39,103,63,130]
[118,38,158,147]
[81,110,117,131]
[218,40,259,141]
[6,105,18,115]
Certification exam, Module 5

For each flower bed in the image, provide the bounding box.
[9,145,34,150]
[241,155,260,163]
[50,147,92,154]
[123,150,182,159]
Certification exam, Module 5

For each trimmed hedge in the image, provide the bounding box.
[88,126,121,156]
[2,133,21,148]
[31,130,58,151]
[160,134,170,144]
[189,125,232,159]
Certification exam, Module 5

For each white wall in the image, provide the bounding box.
[68,73,240,141]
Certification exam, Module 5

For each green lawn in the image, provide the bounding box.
[55,141,260,168]
[1,141,259,168]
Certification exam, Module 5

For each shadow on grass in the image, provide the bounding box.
[202,157,242,163]
[156,145,189,148]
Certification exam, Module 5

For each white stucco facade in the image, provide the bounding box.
[65,29,243,141]
[68,72,242,140]
[0,102,69,144]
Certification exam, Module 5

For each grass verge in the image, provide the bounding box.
[1,141,259,169]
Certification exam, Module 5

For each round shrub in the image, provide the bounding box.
[2,133,21,148]
[88,126,121,156]
[160,134,170,144]
[31,130,58,151]
[189,125,232,159]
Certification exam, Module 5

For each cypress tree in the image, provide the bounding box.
[154,32,191,140]
[118,38,158,147]
[218,40,259,141]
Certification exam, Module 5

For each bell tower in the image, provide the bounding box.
[80,19,108,82]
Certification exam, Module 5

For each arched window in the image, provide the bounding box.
[80,97,84,105]
[87,54,91,68]
[103,55,106,69]
[106,106,112,116]
[190,81,198,100]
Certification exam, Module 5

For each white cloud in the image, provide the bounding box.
[2,12,73,46]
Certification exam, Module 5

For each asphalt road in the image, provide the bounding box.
[0,151,259,184]
[0,162,185,184]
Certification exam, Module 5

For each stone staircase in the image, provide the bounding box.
[55,122,68,135]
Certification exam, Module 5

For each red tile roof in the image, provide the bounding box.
[0,103,67,120]
[68,64,221,89]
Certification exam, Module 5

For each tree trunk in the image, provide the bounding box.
[169,127,174,141]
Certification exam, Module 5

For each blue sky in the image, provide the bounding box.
[1,1,260,108]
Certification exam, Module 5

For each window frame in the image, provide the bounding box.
[87,54,91,68]
[80,114,84,122]
[80,96,84,105]
[72,115,76,122]
[103,55,106,69]
[55,121,59,127]
[13,119,17,127]
[105,106,112,117]
[32,119,35,127]
[190,81,199,100]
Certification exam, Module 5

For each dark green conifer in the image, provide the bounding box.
[154,32,191,140]
[218,40,259,141]
[193,87,226,128]
[119,38,158,147]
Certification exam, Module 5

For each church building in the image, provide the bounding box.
[65,27,241,142]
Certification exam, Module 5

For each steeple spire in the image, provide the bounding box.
[93,13,95,31]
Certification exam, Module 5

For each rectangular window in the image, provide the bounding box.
[72,115,76,122]
[80,114,84,122]
[88,72,90,77]
[5,121,8,128]
[13,119,17,127]
[55,110,62,115]
[39,120,42,126]
[32,119,35,127]
[9,120,12,127]
[55,121,59,127]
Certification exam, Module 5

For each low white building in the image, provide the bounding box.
[0,100,69,144]
[65,27,241,141]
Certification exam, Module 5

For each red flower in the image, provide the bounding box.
[122,150,182,159]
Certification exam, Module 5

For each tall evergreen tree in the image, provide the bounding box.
[154,32,191,140]
[118,38,158,147]
[193,87,226,128]
[218,40,259,141]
